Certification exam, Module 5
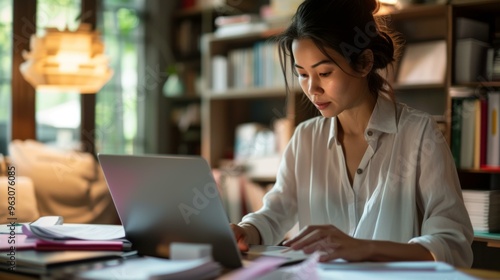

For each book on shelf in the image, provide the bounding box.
[223,41,285,91]
[462,190,500,233]
[459,98,476,169]
[214,21,268,37]
[450,88,492,170]
[214,14,261,26]
[487,91,500,168]
[211,55,228,91]
[480,97,488,167]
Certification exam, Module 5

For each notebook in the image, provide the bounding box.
[97,154,244,268]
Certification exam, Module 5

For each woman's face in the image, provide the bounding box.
[292,38,369,118]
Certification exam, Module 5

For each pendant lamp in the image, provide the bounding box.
[20,23,113,94]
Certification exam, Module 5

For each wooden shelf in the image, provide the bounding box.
[165,95,201,102]
[452,0,500,12]
[174,6,213,18]
[453,82,500,89]
[206,87,292,100]
[205,27,286,44]
[474,231,500,248]
[459,168,500,174]
[383,4,448,20]
[393,83,446,91]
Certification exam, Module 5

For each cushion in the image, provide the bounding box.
[8,139,119,224]
[0,176,40,223]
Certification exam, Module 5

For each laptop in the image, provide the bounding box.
[97,154,243,268]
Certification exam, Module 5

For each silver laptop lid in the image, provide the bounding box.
[97,154,242,268]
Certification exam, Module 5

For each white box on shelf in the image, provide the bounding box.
[396,40,446,85]
[456,17,489,42]
[455,38,490,83]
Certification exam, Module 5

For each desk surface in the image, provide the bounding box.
[474,231,500,248]
[459,268,500,279]
[2,261,500,280]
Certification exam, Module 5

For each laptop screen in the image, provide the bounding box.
[97,154,242,268]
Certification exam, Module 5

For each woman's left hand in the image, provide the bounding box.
[282,224,371,262]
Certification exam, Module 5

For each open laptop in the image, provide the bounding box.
[97,154,244,268]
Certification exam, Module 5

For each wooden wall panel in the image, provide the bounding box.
[11,0,37,141]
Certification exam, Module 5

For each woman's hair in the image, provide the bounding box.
[274,0,403,101]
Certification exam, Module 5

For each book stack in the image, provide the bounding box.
[450,87,486,170]
[0,216,131,252]
[214,14,267,37]
[462,190,500,232]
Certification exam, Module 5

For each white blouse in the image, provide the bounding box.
[241,96,473,267]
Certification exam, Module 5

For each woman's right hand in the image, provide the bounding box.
[230,223,250,252]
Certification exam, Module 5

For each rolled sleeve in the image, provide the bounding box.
[412,119,473,267]
[240,128,300,245]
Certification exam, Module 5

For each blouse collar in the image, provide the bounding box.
[328,96,397,149]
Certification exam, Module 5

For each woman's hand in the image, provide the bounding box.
[230,223,250,252]
[282,224,371,262]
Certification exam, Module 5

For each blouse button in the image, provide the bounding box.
[356,168,363,174]
[367,130,373,136]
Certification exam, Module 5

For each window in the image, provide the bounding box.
[36,0,82,149]
[0,0,11,155]
[33,0,145,154]
[3,0,145,155]
[98,0,145,154]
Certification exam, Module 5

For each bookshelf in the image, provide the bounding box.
[378,1,500,187]
[447,1,500,185]
[200,26,317,167]
[198,3,456,169]
[163,5,206,155]
[193,2,500,267]
[195,4,500,172]
[165,0,264,155]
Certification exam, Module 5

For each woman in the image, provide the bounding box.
[231,0,473,267]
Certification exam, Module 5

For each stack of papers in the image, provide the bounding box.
[0,234,129,251]
[462,190,500,232]
[0,220,130,252]
[25,223,126,240]
[75,256,222,280]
